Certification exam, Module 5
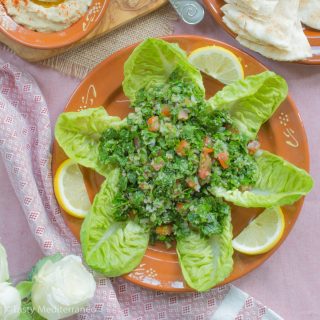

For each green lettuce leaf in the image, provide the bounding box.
[16,281,33,300]
[55,107,126,177]
[176,214,233,292]
[81,168,149,277]
[211,150,313,207]
[123,38,205,101]
[209,71,288,139]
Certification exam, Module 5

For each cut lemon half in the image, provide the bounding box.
[54,159,91,219]
[188,46,244,84]
[232,207,285,255]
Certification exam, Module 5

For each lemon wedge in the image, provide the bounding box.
[232,207,285,255]
[188,46,244,84]
[54,159,91,219]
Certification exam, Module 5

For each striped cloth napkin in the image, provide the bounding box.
[0,58,283,320]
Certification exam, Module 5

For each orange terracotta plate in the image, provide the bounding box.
[0,0,109,49]
[203,0,320,65]
[52,35,310,292]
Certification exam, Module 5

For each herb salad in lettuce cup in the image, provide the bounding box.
[54,38,313,292]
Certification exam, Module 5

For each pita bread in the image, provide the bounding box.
[223,15,269,45]
[221,0,312,61]
[237,24,312,61]
[224,0,279,17]
[299,0,320,30]
[222,3,293,50]
[222,15,310,60]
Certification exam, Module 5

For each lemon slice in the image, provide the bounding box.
[54,159,91,219]
[232,207,285,255]
[188,46,244,84]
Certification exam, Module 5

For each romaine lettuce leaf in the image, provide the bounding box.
[55,107,126,177]
[209,71,288,139]
[81,168,149,277]
[176,214,233,292]
[123,38,205,102]
[211,150,313,207]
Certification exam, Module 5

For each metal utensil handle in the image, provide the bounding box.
[169,0,205,25]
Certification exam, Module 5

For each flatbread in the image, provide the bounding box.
[223,12,312,60]
[223,15,269,45]
[237,23,312,61]
[299,0,320,30]
[221,0,312,61]
[225,0,279,17]
[222,4,292,50]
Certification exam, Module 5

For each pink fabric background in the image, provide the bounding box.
[0,13,319,319]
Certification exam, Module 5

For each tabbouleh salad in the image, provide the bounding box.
[98,70,260,245]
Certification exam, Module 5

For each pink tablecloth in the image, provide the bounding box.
[0,13,319,320]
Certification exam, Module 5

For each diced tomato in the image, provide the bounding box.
[198,169,209,180]
[175,140,189,156]
[186,178,196,189]
[198,152,212,179]
[186,177,200,191]
[217,152,229,169]
[161,105,171,117]
[202,147,214,154]
[247,140,261,155]
[176,202,184,211]
[178,109,189,120]
[155,225,173,236]
[147,116,160,132]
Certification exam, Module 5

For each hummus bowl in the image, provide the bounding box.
[0,0,109,49]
